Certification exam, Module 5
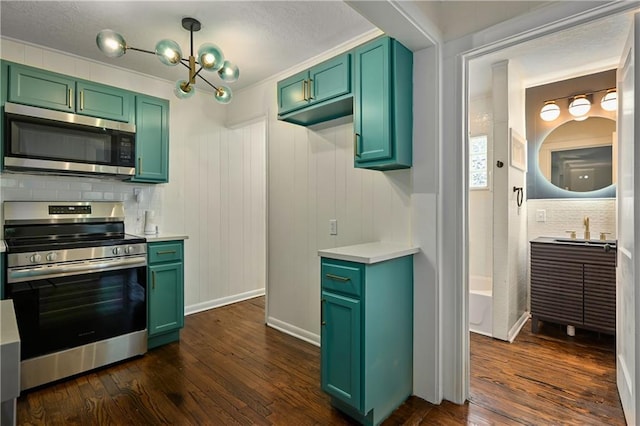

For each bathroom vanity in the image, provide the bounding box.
[530,237,616,335]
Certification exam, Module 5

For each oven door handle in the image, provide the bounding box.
[7,256,147,283]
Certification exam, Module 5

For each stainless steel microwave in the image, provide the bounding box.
[3,102,136,178]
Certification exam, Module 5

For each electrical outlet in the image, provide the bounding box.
[536,209,546,222]
[133,187,142,203]
[329,219,338,235]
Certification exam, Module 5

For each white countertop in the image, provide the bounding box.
[0,240,6,253]
[318,242,420,264]
[136,233,189,243]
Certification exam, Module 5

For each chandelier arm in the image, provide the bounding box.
[196,74,219,91]
[127,46,156,56]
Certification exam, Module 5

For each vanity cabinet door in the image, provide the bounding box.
[530,258,584,326]
[583,264,616,332]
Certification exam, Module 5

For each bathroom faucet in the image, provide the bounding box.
[583,216,590,240]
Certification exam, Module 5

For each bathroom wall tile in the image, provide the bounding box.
[528,198,616,240]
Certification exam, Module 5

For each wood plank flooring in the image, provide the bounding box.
[16,297,625,425]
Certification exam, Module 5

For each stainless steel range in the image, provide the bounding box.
[3,201,147,390]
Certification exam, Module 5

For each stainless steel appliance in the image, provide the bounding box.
[3,201,147,390]
[4,102,136,178]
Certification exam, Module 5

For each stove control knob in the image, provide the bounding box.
[112,247,123,255]
[46,252,58,262]
[30,253,42,263]
[124,246,134,254]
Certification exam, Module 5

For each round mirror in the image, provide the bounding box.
[538,117,616,192]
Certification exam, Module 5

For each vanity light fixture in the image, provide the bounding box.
[540,101,561,122]
[539,88,616,122]
[600,88,618,112]
[96,17,239,103]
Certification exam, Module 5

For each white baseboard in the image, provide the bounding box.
[185,288,265,316]
[267,317,320,347]
[508,311,531,343]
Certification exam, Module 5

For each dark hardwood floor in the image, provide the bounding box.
[16,297,625,425]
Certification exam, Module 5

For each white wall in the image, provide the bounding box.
[0,37,266,313]
[227,32,412,344]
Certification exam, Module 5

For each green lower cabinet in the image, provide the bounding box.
[132,95,170,183]
[320,255,414,426]
[147,241,184,349]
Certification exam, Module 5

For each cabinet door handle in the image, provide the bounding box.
[325,273,350,282]
[308,78,314,100]
[321,298,326,326]
[157,250,177,255]
[353,133,361,158]
[68,88,73,109]
[302,80,308,101]
[152,270,156,289]
[80,90,84,110]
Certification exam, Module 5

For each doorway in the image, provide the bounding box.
[464,9,632,421]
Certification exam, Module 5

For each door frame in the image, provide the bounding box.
[458,2,640,402]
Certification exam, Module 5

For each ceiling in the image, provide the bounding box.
[468,10,635,97]
[0,1,635,99]
[0,1,376,92]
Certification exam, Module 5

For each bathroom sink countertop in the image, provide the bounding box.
[137,233,190,243]
[531,236,617,245]
[318,242,420,264]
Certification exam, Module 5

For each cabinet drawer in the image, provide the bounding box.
[321,258,363,298]
[148,242,183,264]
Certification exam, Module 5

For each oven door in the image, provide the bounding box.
[7,256,147,360]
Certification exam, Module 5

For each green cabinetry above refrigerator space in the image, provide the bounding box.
[277,52,353,126]
[354,37,413,170]
[7,62,134,123]
[147,240,185,349]
[131,95,170,183]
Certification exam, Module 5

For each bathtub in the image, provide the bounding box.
[469,275,492,337]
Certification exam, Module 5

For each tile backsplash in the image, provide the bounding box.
[527,198,616,241]
[0,172,163,235]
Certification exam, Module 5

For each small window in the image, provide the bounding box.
[469,135,489,190]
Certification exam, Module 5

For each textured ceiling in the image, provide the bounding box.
[0,1,376,91]
[469,11,634,97]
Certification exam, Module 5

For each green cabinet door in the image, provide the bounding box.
[8,64,74,112]
[132,95,169,183]
[278,69,310,115]
[277,53,353,123]
[148,261,184,337]
[354,37,413,170]
[310,53,351,105]
[76,81,133,122]
[321,290,361,410]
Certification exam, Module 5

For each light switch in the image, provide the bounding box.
[536,209,546,222]
[329,219,338,235]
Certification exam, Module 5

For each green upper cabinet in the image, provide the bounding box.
[277,52,353,126]
[131,95,169,183]
[354,37,413,170]
[7,63,133,122]
[75,81,133,122]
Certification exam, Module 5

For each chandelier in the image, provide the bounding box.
[96,17,239,104]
